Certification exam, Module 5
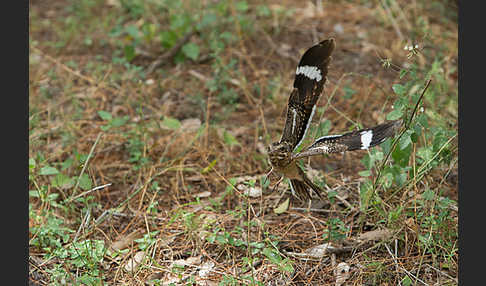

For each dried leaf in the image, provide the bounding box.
[358,229,392,242]
[106,0,120,7]
[335,262,350,286]
[305,243,334,258]
[256,142,266,154]
[274,198,290,214]
[124,251,146,272]
[194,191,211,198]
[181,118,201,133]
[110,229,142,252]
[198,260,215,278]
[172,255,201,268]
[237,184,262,198]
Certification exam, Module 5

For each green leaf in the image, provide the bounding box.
[124,44,136,62]
[225,177,237,192]
[358,170,371,177]
[386,108,403,120]
[162,116,181,130]
[402,275,412,286]
[422,189,435,200]
[97,111,112,121]
[111,116,128,127]
[61,158,74,171]
[40,166,59,176]
[392,84,406,96]
[181,42,200,60]
[399,69,408,79]
[29,190,40,198]
[160,30,178,48]
[359,180,373,212]
[381,171,394,188]
[235,1,249,12]
[410,130,419,143]
[223,130,240,147]
[199,13,217,29]
[100,125,111,131]
[316,119,331,138]
[78,173,92,191]
[361,153,372,169]
[262,247,282,264]
[52,173,74,189]
[392,143,412,167]
[343,86,356,100]
[417,147,433,162]
[29,158,36,170]
[257,5,271,17]
[280,258,294,273]
[201,159,217,174]
[274,198,289,214]
[399,130,413,150]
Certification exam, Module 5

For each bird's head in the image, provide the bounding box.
[267,141,293,169]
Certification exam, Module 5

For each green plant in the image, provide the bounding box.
[323,217,349,243]
[134,230,159,251]
[357,48,457,270]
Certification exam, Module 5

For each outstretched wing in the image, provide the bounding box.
[279,38,336,151]
[292,120,402,160]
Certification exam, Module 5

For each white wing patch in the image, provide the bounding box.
[360,130,373,149]
[291,108,297,133]
[316,145,329,152]
[296,66,322,81]
[294,105,316,151]
[314,134,342,142]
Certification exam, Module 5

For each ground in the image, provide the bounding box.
[29,0,458,285]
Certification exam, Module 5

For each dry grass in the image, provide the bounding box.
[29,0,458,285]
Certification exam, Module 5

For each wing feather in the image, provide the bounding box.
[292,120,402,160]
[279,38,335,150]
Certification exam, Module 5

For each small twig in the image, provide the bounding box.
[291,207,336,213]
[384,243,429,285]
[146,30,196,74]
[425,264,458,283]
[407,79,431,129]
[283,251,330,262]
[65,183,112,203]
[69,132,103,199]
[325,185,356,211]
[73,207,91,243]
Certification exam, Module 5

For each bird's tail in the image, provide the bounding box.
[289,167,325,201]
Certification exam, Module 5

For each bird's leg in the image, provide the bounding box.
[271,175,285,192]
[263,166,274,185]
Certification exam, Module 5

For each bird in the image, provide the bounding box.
[266,38,402,201]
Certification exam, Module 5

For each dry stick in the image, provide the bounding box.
[73,207,91,243]
[425,263,458,283]
[384,243,429,286]
[66,183,112,203]
[146,29,196,74]
[69,132,103,199]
